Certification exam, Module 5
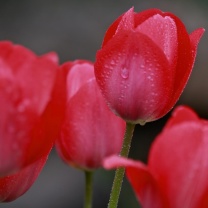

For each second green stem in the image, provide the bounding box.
[84,171,93,208]
[107,122,136,208]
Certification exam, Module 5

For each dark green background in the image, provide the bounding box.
[0,0,207,207]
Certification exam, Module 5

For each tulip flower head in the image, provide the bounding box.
[104,106,208,208]
[95,8,204,125]
[56,60,125,170]
[0,41,66,176]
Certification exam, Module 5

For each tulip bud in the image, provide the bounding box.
[56,60,125,170]
[95,8,204,125]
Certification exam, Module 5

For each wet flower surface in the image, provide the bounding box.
[95,8,204,124]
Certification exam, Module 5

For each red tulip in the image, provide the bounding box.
[94,8,204,125]
[0,154,47,202]
[104,106,208,208]
[56,60,125,170]
[0,41,66,176]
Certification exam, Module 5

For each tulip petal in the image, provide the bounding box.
[189,28,205,60]
[0,71,40,174]
[25,65,67,165]
[102,8,162,47]
[164,105,199,129]
[0,41,62,175]
[103,156,168,208]
[149,109,208,208]
[163,14,204,112]
[0,42,57,115]
[42,52,59,64]
[134,9,163,26]
[65,60,94,100]
[136,14,177,69]
[56,77,125,170]
[0,154,47,202]
[116,8,134,33]
[102,8,134,47]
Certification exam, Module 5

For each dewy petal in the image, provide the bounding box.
[0,154,48,202]
[102,8,163,48]
[164,13,204,112]
[134,9,163,26]
[149,112,208,208]
[189,28,205,62]
[103,156,168,208]
[95,8,204,124]
[95,30,173,123]
[115,8,134,33]
[136,14,177,69]
[102,8,134,47]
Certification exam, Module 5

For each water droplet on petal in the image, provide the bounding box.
[110,60,116,65]
[139,120,146,126]
[121,67,129,79]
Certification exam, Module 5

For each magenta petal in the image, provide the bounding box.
[134,9,163,26]
[136,14,177,69]
[102,8,134,47]
[115,8,134,33]
[103,156,167,208]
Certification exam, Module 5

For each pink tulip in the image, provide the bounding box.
[0,41,66,175]
[0,154,48,202]
[56,60,125,170]
[104,106,208,208]
[95,8,204,125]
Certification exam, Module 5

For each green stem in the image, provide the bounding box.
[107,122,136,208]
[84,171,93,208]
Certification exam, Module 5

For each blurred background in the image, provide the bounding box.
[0,0,207,207]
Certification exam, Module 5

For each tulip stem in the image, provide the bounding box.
[84,171,93,208]
[107,122,135,208]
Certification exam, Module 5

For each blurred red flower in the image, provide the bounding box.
[104,106,208,208]
[0,41,66,176]
[95,8,204,125]
[56,60,125,170]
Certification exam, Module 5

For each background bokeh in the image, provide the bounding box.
[0,0,207,207]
